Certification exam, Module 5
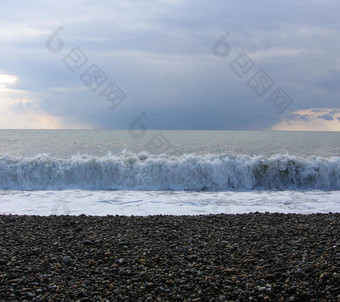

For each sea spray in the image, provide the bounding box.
[0,152,339,191]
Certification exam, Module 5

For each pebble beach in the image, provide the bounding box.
[0,213,339,301]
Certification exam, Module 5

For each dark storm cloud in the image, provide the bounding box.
[0,0,340,129]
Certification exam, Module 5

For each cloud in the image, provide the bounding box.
[0,74,18,86]
[0,26,49,42]
[0,98,92,129]
[1,0,340,129]
[249,48,308,61]
[47,86,88,93]
[318,114,333,121]
[0,74,92,129]
[271,108,340,131]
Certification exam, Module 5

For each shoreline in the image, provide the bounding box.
[0,213,339,301]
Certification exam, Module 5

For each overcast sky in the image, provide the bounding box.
[0,0,339,130]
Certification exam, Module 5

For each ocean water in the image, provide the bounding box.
[0,130,339,215]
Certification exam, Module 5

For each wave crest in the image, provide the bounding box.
[0,153,339,190]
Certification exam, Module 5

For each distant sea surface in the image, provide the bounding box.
[0,130,339,215]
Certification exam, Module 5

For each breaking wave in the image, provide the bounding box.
[0,153,339,191]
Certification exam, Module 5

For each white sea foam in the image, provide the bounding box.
[0,190,339,216]
[0,152,339,190]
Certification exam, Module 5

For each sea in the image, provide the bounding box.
[0,130,339,216]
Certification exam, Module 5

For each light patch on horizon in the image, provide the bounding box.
[0,98,92,129]
[0,108,66,129]
[0,75,92,129]
[271,108,340,131]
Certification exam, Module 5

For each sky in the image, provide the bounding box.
[0,0,339,130]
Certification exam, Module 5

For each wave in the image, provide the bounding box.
[0,152,339,191]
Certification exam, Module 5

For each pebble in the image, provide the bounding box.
[0,213,339,301]
[256,266,266,271]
